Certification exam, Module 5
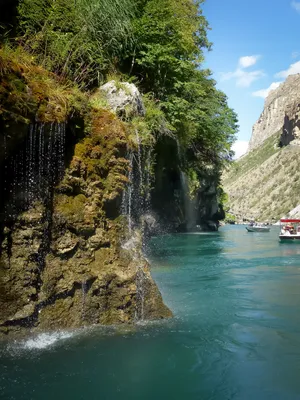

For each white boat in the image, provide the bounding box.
[279,219,300,241]
[246,225,270,232]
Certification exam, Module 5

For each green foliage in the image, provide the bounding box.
[130,94,173,146]
[123,0,238,174]
[218,188,230,211]
[0,44,86,123]
[128,0,210,95]
[17,0,135,86]
[224,213,236,223]
[187,168,200,197]
[3,0,238,205]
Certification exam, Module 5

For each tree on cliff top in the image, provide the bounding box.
[124,0,237,167]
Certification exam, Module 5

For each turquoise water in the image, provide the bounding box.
[2,225,300,400]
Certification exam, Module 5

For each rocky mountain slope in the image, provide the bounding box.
[224,74,300,221]
[249,74,300,151]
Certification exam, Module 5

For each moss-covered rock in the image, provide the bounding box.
[0,98,172,337]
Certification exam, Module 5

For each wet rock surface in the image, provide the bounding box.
[0,108,171,337]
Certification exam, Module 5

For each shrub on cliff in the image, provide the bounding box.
[124,0,238,173]
[5,0,238,189]
[17,0,135,87]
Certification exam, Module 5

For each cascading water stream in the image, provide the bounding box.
[121,130,151,321]
[143,147,153,213]
[2,122,67,275]
[81,280,87,322]
[121,150,134,234]
[4,122,67,212]
[135,130,144,191]
[180,171,197,231]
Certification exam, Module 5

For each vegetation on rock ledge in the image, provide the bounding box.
[223,131,300,221]
[0,0,239,334]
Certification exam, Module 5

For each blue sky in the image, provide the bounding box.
[202,0,300,158]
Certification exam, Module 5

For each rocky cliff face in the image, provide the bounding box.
[249,74,300,151]
[223,73,300,221]
[151,136,224,233]
[223,132,300,222]
[0,52,222,336]
[0,74,172,336]
[281,101,300,146]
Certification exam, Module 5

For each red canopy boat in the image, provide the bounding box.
[279,219,300,241]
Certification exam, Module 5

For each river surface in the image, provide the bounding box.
[2,225,300,400]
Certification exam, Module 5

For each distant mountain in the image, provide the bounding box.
[223,74,300,222]
[249,74,300,151]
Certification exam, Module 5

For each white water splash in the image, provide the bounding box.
[7,331,75,354]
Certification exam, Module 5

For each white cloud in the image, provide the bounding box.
[221,55,264,87]
[232,141,249,159]
[291,1,300,13]
[252,81,282,98]
[221,68,265,87]
[275,60,300,78]
[238,55,260,68]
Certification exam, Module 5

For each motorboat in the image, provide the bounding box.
[246,224,270,232]
[279,219,300,241]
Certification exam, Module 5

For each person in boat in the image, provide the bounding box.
[281,225,291,235]
[287,224,295,234]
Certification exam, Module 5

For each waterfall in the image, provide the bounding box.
[121,130,146,234]
[121,130,152,322]
[180,171,197,231]
[27,124,36,205]
[136,265,145,321]
[121,150,134,234]
[57,123,66,181]
[144,147,153,213]
[81,280,87,322]
[3,122,66,219]
[135,130,144,191]
[3,134,8,195]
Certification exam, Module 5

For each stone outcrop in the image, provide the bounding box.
[249,74,300,151]
[0,106,172,337]
[196,180,224,231]
[0,65,222,337]
[281,101,300,146]
[99,80,145,118]
[223,126,300,222]
[224,73,300,221]
[151,135,224,233]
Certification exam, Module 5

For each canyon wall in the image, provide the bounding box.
[249,74,300,151]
